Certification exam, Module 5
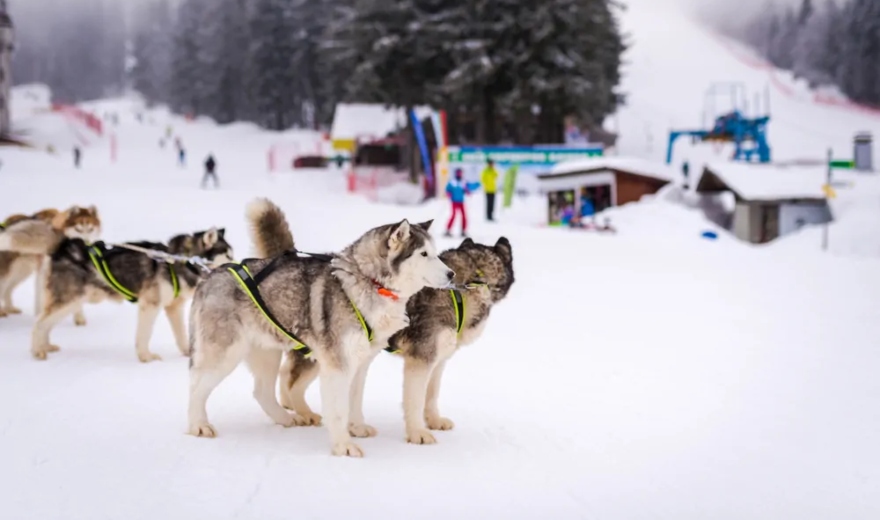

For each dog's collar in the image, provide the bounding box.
[372,279,400,301]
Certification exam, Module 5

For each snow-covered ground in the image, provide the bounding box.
[2,2,880,519]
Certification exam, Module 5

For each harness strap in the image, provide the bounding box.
[385,288,467,356]
[225,254,384,357]
[350,300,374,342]
[450,289,465,335]
[169,265,180,299]
[88,244,138,303]
[226,263,313,358]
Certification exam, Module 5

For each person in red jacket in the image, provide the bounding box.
[444,168,471,237]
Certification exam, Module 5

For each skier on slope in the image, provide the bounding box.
[202,154,219,189]
[444,168,476,238]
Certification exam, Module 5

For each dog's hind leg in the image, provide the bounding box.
[425,360,455,431]
[187,338,246,438]
[72,304,87,326]
[2,258,35,315]
[164,299,189,357]
[245,347,300,428]
[279,352,322,425]
[0,277,11,317]
[318,355,362,457]
[31,299,80,360]
[1,280,21,315]
[348,352,380,438]
[33,256,45,316]
[135,303,163,363]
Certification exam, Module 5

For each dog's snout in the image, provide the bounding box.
[446,270,455,281]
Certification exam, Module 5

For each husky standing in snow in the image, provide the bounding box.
[0,220,233,362]
[279,236,515,444]
[186,198,454,457]
[0,206,102,320]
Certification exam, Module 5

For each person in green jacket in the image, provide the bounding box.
[481,159,499,221]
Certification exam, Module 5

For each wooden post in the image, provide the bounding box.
[822,148,831,252]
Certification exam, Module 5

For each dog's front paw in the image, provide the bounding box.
[31,349,48,360]
[137,351,162,363]
[349,423,378,438]
[406,429,437,445]
[188,423,217,438]
[45,344,61,353]
[73,314,87,326]
[426,416,455,431]
[273,412,301,428]
[0,309,7,318]
[6,306,22,315]
[331,441,364,458]
[294,411,322,426]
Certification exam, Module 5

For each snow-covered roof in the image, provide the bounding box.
[543,156,676,182]
[330,103,434,141]
[700,162,828,201]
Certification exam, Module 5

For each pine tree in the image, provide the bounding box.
[792,1,842,87]
[131,0,174,105]
[838,0,880,105]
[211,0,252,123]
[249,0,299,129]
[170,0,212,115]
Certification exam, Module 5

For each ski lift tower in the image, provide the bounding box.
[666,82,772,164]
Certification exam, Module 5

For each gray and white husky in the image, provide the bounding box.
[186,197,454,457]
[279,236,515,444]
[0,220,233,361]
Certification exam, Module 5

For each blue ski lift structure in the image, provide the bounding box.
[666,82,772,164]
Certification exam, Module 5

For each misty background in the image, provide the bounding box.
[7,0,879,135]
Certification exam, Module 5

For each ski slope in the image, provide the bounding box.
[614,0,880,167]
[2,3,880,519]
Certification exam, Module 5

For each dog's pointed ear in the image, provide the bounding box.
[494,237,512,264]
[87,205,98,217]
[203,227,219,247]
[460,237,476,248]
[416,220,433,231]
[389,220,412,248]
[218,227,226,240]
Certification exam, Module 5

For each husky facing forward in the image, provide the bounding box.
[187,198,454,457]
[0,206,102,319]
[279,236,515,444]
[0,221,232,361]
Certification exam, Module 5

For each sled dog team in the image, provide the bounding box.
[0,198,515,457]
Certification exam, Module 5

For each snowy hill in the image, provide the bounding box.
[1,3,880,519]
[614,0,880,167]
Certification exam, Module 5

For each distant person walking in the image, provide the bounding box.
[481,159,499,221]
[73,147,81,169]
[445,168,472,238]
[175,137,186,167]
[202,154,219,189]
[682,161,690,189]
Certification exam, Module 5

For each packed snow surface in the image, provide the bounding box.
[2,2,880,519]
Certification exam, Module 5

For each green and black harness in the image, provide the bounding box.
[224,252,484,357]
[87,242,182,303]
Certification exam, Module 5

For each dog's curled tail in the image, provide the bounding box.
[246,197,294,259]
[0,219,63,255]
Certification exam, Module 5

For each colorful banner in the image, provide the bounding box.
[502,163,518,208]
[409,109,433,184]
[447,145,603,166]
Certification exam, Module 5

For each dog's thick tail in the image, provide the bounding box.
[0,220,62,255]
[246,197,294,258]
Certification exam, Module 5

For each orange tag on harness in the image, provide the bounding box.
[377,287,399,301]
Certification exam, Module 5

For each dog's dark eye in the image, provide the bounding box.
[421,252,428,257]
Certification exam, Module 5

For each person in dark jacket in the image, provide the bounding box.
[73,147,81,168]
[202,154,219,189]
